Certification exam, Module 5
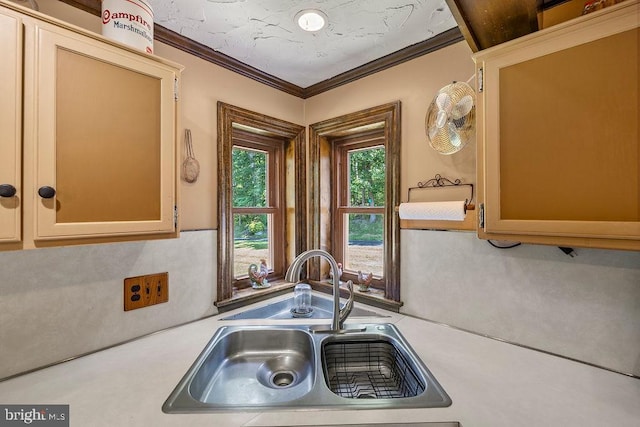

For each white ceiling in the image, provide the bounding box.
[150,0,457,88]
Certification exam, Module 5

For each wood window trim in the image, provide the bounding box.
[216,102,306,306]
[231,131,285,290]
[309,102,401,307]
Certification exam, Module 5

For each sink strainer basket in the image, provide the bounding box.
[322,339,426,399]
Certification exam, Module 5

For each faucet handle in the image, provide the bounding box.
[338,280,354,327]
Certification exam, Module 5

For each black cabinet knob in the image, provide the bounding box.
[38,186,56,199]
[0,184,17,198]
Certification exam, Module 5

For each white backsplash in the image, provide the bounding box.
[401,229,640,376]
[2,228,638,379]
[0,230,216,379]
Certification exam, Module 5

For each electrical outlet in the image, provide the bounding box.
[124,275,145,311]
[124,272,169,311]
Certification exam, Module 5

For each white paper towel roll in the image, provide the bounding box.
[398,201,466,221]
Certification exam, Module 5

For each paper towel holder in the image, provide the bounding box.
[405,174,474,210]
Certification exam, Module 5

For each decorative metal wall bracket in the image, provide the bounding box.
[406,174,474,209]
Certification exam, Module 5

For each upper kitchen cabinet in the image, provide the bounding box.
[29,23,180,239]
[0,1,183,249]
[0,9,21,242]
[445,0,624,52]
[445,0,540,52]
[474,0,639,250]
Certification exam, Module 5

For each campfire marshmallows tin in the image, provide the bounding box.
[102,0,154,54]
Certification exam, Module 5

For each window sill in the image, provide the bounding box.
[214,280,296,313]
[311,281,403,313]
[214,279,403,314]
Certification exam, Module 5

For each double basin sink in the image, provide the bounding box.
[163,322,452,412]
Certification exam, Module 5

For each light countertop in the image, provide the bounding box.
[0,293,638,426]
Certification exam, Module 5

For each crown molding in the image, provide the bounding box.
[59,0,463,99]
[154,25,305,97]
[302,27,463,98]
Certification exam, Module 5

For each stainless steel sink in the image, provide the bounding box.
[163,324,451,412]
[220,293,387,320]
[188,329,315,406]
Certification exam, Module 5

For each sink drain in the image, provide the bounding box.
[256,355,312,390]
[271,371,295,388]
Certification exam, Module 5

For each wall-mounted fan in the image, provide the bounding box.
[425,81,476,155]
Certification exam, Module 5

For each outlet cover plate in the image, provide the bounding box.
[124,272,169,311]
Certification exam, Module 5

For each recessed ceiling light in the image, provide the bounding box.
[295,9,327,32]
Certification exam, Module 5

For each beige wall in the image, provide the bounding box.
[304,41,476,196]
[160,43,304,230]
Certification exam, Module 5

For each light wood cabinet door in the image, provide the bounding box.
[0,10,21,242]
[474,1,639,250]
[29,24,178,239]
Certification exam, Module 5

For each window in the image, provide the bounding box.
[231,131,284,285]
[333,133,386,288]
[216,103,306,306]
[309,102,401,307]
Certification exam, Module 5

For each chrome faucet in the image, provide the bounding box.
[285,249,354,332]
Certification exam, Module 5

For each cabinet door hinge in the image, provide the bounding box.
[477,68,484,93]
[174,205,178,228]
[174,78,179,101]
[479,203,485,229]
